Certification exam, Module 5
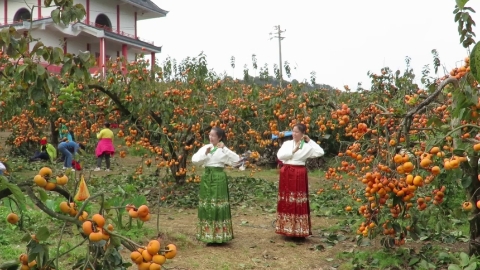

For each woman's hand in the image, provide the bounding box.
[303,135,310,143]
[293,143,300,154]
[217,142,225,148]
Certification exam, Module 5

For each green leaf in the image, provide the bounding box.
[426,116,443,127]
[60,8,72,25]
[37,247,44,266]
[44,0,52,7]
[30,86,45,102]
[61,61,72,75]
[461,176,472,189]
[409,257,420,266]
[460,252,470,267]
[0,261,20,270]
[37,189,48,202]
[357,237,370,246]
[53,47,64,62]
[36,226,50,241]
[465,262,477,270]
[78,50,91,63]
[420,235,430,241]
[51,9,60,24]
[36,64,46,76]
[448,264,462,270]
[74,67,84,79]
[21,233,31,242]
[453,148,466,156]
[16,64,27,74]
[73,5,86,21]
[110,235,121,248]
[46,77,57,92]
[470,42,480,82]
[409,231,419,241]
[45,199,56,211]
[4,182,26,207]
[455,12,462,22]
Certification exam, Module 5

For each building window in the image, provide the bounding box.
[95,14,112,29]
[14,8,31,22]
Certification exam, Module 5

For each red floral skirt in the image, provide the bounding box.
[275,164,312,237]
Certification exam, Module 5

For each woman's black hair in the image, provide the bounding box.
[211,127,226,142]
[70,130,75,142]
[79,143,86,151]
[293,123,307,134]
[105,123,111,128]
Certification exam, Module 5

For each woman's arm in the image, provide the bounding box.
[306,140,325,158]
[222,147,240,165]
[96,129,105,139]
[192,145,210,165]
[277,141,294,161]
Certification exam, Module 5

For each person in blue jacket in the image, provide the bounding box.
[58,141,85,171]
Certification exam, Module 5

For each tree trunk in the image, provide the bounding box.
[50,119,58,145]
[170,157,187,184]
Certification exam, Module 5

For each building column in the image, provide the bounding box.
[86,0,90,23]
[116,5,120,34]
[4,0,8,25]
[151,52,156,77]
[134,12,137,38]
[99,38,105,75]
[37,0,41,19]
[122,44,127,61]
[151,52,155,66]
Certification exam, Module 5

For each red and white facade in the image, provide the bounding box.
[0,0,167,73]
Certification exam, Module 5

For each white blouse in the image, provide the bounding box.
[192,144,240,167]
[277,140,325,166]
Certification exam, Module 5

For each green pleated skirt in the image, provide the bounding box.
[196,166,234,243]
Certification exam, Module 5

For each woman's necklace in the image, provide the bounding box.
[210,145,218,154]
[293,140,304,151]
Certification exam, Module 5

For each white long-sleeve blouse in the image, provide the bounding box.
[192,144,240,167]
[277,140,325,166]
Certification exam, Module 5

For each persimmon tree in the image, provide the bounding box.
[319,0,480,256]
[66,52,352,183]
[0,0,94,155]
[0,0,179,268]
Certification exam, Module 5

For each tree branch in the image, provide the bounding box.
[88,84,130,116]
[24,186,82,226]
[0,180,72,201]
[396,77,459,145]
[406,77,459,118]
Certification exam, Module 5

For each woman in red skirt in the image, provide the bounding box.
[275,123,324,238]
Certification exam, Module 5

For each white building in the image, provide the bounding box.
[0,0,167,73]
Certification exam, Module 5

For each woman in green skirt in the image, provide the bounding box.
[192,127,240,244]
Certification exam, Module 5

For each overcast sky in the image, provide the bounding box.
[138,0,477,89]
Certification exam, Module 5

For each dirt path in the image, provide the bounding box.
[139,207,350,270]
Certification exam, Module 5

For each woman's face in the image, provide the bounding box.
[292,126,304,142]
[209,130,221,145]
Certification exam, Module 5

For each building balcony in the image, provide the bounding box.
[0,16,155,46]
[82,20,154,45]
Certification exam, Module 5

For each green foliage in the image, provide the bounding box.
[453,3,476,48]
[470,42,480,82]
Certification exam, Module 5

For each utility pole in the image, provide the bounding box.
[270,25,285,88]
